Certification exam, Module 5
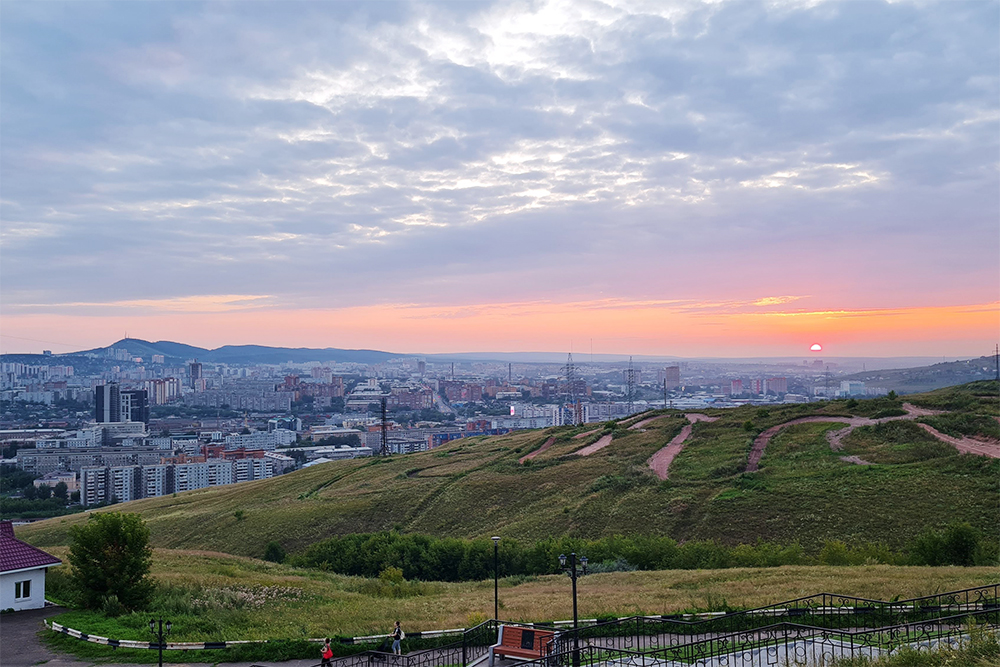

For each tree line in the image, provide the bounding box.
[286,525,996,582]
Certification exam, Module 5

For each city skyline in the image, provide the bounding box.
[1,1,997,358]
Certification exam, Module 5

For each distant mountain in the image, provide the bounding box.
[841,356,999,394]
[64,338,406,365]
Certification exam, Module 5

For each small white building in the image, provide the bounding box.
[0,520,61,611]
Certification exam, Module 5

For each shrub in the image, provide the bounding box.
[263,541,287,563]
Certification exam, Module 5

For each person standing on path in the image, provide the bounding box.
[390,621,404,655]
[321,638,333,667]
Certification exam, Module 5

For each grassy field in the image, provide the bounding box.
[40,547,1000,641]
[16,382,999,561]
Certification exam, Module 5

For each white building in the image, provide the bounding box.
[0,520,61,611]
[174,462,210,492]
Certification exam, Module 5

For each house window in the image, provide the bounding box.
[15,579,32,599]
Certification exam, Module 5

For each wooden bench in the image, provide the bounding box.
[489,625,554,665]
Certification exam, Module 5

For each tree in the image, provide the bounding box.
[36,484,52,500]
[53,482,68,500]
[68,512,154,610]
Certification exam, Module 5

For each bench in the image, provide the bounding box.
[488,625,555,665]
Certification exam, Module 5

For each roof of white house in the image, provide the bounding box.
[0,521,61,573]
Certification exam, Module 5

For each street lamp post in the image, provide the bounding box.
[148,618,171,667]
[492,536,501,621]
[559,552,588,667]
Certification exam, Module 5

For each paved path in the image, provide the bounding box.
[746,403,999,472]
[647,414,718,480]
[519,437,555,463]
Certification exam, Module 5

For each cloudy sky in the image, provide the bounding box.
[1,0,997,357]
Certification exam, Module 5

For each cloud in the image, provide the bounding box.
[0,0,996,354]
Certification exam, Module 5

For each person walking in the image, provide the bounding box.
[389,621,404,655]
[321,638,333,667]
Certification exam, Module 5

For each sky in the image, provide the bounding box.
[1,0,997,358]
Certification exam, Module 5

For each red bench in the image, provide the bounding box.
[489,625,554,664]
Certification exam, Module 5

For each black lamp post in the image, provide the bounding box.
[559,552,587,667]
[148,618,171,667]
[492,536,501,621]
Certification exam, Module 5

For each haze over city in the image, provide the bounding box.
[1,0,997,357]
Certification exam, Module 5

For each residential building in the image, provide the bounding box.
[0,521,62,612]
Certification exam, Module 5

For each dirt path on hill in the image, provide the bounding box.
[628,415,668,430]
[913,423,1000,458]
[573,428,600,439]
[647,414,719,480]
[574,433,613,456]
[519,437,555,463]
[746,403,997,471]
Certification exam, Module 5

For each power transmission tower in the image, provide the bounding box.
[564,353,578,425]
[380,397,390,456]
[626,357,635,416]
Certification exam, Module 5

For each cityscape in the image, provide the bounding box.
[0,1,997,666]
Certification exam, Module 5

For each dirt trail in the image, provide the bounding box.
[575,433,613,456]
[628,415,666,430]
[746,403,998,471]
[839,455,873,465]
[914,423,1000,458]
[519,437,555,463]
[573,428,600,439]
[647,414,719,480]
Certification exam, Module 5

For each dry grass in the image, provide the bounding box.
[43,547,999,640]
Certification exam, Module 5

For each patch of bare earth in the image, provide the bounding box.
[573,428,600,439]
[647,414,719,480]
[575,433,613,456]
[839,455,873,465]
[520,437,555,463]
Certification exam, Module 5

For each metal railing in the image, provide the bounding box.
[548,584,1000,656]
[521,609,999,667]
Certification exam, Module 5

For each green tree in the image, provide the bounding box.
[53,482,68,500]
[68,512,154,611]
[36,484,52,500]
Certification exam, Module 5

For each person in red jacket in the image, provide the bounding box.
[321,638,333,666]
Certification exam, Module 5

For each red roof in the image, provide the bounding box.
[0,521,61,573]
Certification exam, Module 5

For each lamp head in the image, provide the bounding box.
[559,554,567,567]
[149,619,155,633]
[580,556,588,572]
[165,620,172,634]
[492,536,500,544]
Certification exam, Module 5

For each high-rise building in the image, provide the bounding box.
[657,366,681,389]
[120,389,150,424]
[189,361,202,390]
[95,383,120,423]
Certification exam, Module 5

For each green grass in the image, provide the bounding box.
[16,383,1000,561]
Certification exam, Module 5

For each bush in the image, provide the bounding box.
[263,541,287,563]
[908,522,987,566]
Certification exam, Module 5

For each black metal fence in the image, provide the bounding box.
[548,584,1000,656]
[524,609,998,667]
[321,619,499,667]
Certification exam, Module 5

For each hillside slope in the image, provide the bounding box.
[19,382,999,558]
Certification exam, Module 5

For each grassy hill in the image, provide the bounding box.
[18,382,999,559]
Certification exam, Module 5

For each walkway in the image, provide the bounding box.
[647,414,718,480]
